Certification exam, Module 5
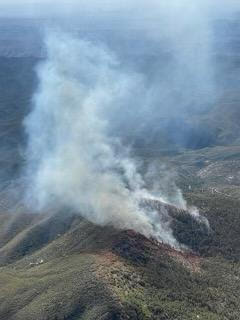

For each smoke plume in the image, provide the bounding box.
[22,0,240,246]
[24,30,180,247]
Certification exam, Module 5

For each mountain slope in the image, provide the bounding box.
[0,189,239,320]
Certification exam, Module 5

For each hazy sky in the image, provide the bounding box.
[1,0,240,19]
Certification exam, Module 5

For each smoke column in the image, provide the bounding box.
[22,0,234,246]
[24,30,180,247]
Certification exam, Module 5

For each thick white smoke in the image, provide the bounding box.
[24,30,179,247]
